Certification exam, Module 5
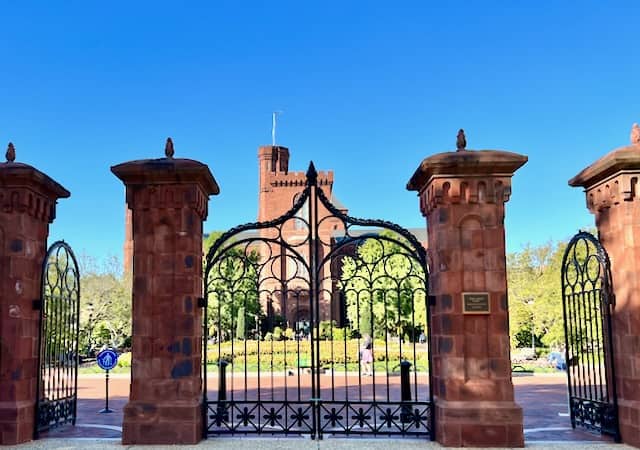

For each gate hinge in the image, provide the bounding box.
[32,299,42,310]
[197,297,207,308]
[428,295,436,306]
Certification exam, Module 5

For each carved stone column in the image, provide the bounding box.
[112,139,219,445]
[569,126,640,447]
[0,144,69,445]
[408,145,527,447]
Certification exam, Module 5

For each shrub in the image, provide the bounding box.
[284,328,295,340]
[319,320,337,340]
[117,352,131,368]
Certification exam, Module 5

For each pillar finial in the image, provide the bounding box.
[456,129,467,151]
[631,123,640,145]
[165,137,174,159]
[6,142,15,162]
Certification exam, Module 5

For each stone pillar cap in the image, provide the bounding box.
[407,150,528,192]
[569,144,640,188]
[111,157,220,195]
[0,160,70,199]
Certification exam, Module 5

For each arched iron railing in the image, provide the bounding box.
[561,231,619,441]
[34,240,81,437]
[202,162,433,439]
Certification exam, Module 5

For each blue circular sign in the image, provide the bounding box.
[96,349,119,371]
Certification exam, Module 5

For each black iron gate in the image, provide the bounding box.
[203,163,433,439]
[34,241,81,437]
[561,231,619,440]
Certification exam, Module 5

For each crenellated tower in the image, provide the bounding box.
[256,145,344,326]
[258,145,335,223]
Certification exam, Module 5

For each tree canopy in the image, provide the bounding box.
[204,231,262,340]
[339,231,427,340]
[507,239,570,350]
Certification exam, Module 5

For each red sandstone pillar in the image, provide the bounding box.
[569,129,640,447]
[407,146,527,447]
[112,139,219,445]
[0,144,70,445]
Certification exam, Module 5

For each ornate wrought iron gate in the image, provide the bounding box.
[561,231,619,440]
[34,241,81,437]
[203,163,433,439]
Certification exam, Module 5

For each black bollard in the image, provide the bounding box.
[400,360,412,423]
[216,360,229,424]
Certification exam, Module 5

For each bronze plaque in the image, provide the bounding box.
[463,292,490,314]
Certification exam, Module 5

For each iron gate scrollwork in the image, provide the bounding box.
[203,162,433,439]
[561,231,620,441]
[34,241,81,437]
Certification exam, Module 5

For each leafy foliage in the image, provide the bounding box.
[339,231,427,340]
[78,255,131,355]
[507,240,568,350]
[205,231,262,340]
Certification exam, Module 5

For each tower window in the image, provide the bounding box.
[293,193,308,230]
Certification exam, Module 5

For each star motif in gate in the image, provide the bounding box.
[408,408,429,429]
[263,407,283,427]
[323,407,344,427]
[236,406,256,426]
[351,407,371,428]
[379,407,399,428]
[290,407,310,427]
[210,404,229,426]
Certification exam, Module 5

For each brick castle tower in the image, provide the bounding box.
[256,145,346,327]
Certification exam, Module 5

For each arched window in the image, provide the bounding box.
[293,192,308,230]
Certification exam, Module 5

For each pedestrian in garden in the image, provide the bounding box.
[360,335,373,376]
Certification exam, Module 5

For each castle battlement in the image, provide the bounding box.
[269,169,333,187]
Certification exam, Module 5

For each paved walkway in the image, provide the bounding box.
[38,372,618,445]
[10,437,634,450]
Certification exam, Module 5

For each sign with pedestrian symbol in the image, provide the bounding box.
[97,349,118,371]
[96,349,118,413]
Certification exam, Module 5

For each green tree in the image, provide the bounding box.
[205,231,262,341]
[78,255,132,354]
[339,231,427,340]
[507,241,567,350]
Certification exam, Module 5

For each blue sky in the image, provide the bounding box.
[2,1,639,264]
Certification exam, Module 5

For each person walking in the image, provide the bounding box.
[360,335,373,376]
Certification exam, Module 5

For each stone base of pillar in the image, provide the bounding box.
[435,400,524,447]
[619,400,640,448]
[0,401,35,445]
[122,400,203,445]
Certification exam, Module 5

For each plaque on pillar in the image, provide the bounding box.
[462,292,490,314]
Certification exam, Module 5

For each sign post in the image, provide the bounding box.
[96,349,119,414]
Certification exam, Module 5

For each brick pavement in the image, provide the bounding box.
[39,372,614,443]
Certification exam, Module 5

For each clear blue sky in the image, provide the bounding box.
[2,1,639,264]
